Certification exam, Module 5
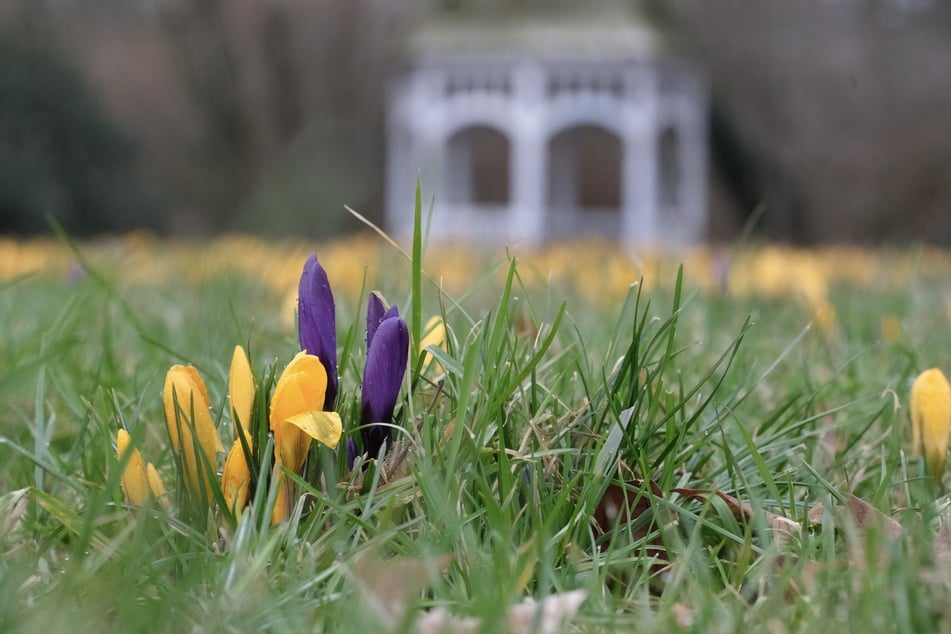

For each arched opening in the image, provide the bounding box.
[446,125,510,207]
[658,127,681,210]
[546,125,622,238]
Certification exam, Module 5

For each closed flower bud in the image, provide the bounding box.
[298,254,338,410]
[361,307,409,460]
[911,368,951,482]
[116,429,151,506]
[163,365,223,503]
[229,345,255,444]
[221,440,251,515]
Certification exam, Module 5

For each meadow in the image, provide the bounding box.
[1,220,951,632]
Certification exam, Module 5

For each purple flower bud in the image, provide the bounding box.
[346,436,358,470]
[360,314,408,460]
[298,254,337,409]
[366,292,399,348]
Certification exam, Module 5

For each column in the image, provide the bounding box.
[510,61,546,245]
[679,75,708,243]
[622,66,658,245]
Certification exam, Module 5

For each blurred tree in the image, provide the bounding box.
[663,0,951,244]
[58,0,416,237]
[0,11,150,235]
[8,0,949,243]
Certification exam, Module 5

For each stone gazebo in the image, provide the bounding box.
[385,17,707,245]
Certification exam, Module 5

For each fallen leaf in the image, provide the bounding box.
[351,554,452,624]
[0,488,28,542]
[670,602,694,628]
[672,487,802,538]
[505,589,588,633]
[844,494,902,540]
[416,590,588,634]
[934,518,951,566]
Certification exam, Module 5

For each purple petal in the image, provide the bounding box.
[298,253,337,408]
[360,316,408,458]
[367,292,401,348]
[346,436,358,470]
[366,292,386,348]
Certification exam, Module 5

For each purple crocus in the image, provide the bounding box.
[360,299,409,461]
[346,437,359,470]
[298,253,337,409]
[366,291,399,348]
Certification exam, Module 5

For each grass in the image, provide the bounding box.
[1,215,951,631]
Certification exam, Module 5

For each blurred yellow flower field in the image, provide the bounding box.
[3,234,950,325]
[0,233,951,302]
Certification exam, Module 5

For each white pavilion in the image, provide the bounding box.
[385,15,707,245]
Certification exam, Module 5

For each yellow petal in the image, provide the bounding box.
[221,441,251,515]
[270,352,330,471]
[163,364,224,502]
[229,345,255,443]
[146,463,168,502]
[420,316,446,351]
[911,367,951,481]
[285,410,343,451]
[420,316,446,374]
[116,429,151,505]
[270,466,293,525]
[270,352,327,432]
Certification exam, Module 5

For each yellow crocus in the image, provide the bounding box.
[269,351,342,473]
[270,466,294,525]
[419,315,446,374]
[911,367,951,482]
[146,463,168,505]
[229,345,255,443]
[163,364,224,502]
[116,429,151,505]
[268,351,342,524]
[221,440,251,514]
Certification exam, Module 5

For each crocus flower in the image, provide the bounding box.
[366,291,399,348]
[419,315,447,374]
[116,429,151,505]
[360,303,409,460]
[298,254,337,410]
[221,440,251,514]
[229,345,255,444]
[270,351,343,470]
[116,429,167,507]
[346,436,359,470]
[911,367,951,482]
[163,365,224,503]
[269,351,342,523]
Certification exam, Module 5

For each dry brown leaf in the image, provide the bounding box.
[808,495,903,539]
[843,494,903,540]
[934,518,951,566]
[805,501,826,527]
[416,609,481,634]
[0,489,27,542]
[670,602,695,628]
[592,480,672,591]
[807,494,904,570]
[352,554,586,633]
[351,554,452,623]
[505,590,588,633]
[672,487,802,538]
[416,590,588,634]
[592,480,665,541]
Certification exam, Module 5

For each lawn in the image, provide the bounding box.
[1,221,950,632]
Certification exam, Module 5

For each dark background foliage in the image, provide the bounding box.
[1,0,949,243]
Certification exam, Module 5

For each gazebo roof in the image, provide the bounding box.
[406,14,664,62]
